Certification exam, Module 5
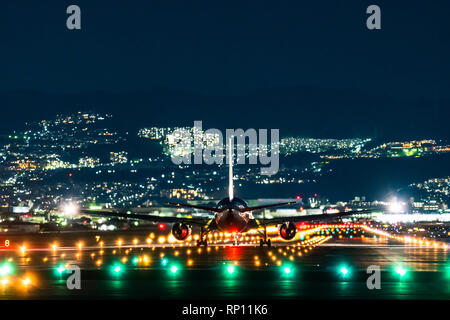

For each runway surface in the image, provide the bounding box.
[0,227,448,299]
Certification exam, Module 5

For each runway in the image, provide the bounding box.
[0,227,448,299]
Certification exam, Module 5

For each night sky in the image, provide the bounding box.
[0,0,449,138]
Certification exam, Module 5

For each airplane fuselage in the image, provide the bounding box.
[214,197,251,233]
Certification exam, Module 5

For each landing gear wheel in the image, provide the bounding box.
[260,238,271,247]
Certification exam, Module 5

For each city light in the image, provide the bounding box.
[62,202,79,217]
[388,199,405,213]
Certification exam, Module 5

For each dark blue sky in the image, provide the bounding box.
[0,1,449,138]
[1,0,448,96]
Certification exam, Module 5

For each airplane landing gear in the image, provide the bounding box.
[259,238,271,247]
[196,226,209,247]
[259,226,271,247]
[197,239,208,247]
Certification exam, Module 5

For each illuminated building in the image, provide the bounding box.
[110,151,128,164]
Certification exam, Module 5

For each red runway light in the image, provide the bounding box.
[158,223,166,231]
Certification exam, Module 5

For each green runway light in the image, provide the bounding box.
[339,266,349,277]
[132,257,139,265]
[110,263,124,276]
[280,263,294,277]
[0,263,14,276]
[395,266,407,277]
[161,258,168,266]
[56,265,65,274]
[167,263,181,276]
[227,265,235,275]
[223,264,238,277]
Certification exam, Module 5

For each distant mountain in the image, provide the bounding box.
[237,154,450,201]
[0,87,448,140]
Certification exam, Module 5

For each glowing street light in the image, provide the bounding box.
[388,198,405,213]
[62,202,79,217]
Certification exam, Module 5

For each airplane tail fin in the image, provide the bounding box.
[228,137,234,201]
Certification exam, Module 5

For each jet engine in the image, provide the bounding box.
[279,222,297,240]
[171,223,191,241]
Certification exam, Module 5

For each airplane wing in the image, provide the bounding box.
[253,209,372,227]
[165,202,222,213]
[238,201,297,213]
[80,209,211,225]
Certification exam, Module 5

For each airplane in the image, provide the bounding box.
[83,141,371,247]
